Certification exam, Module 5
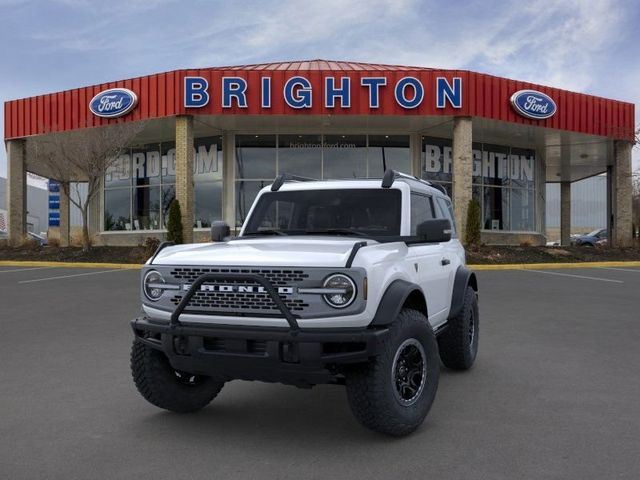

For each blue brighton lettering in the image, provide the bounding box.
[283,76,312,109]
[222,77,248,108]
[325,77,351,108]
[394,77,424,109]
[184,77,209,108]
[436,77,462,108]
[360,77,387,108]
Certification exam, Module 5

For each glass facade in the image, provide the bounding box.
[235,134,410,226]
[103,136,223,231]
[101,131,539,236]
[422,136,537,232]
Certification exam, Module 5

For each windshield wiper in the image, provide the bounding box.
[243,229,287,236]
[304,228,370,238]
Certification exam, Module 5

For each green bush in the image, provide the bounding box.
[465,199,481,248]
[166,200,183,244]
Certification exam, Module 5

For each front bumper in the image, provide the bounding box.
[131,317,389,386]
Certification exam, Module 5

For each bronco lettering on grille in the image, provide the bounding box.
[182,284,295,295]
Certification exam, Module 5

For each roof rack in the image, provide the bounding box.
[271,173,316,191]
[381,170,433,189]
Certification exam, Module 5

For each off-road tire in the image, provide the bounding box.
[131,340,224,413]
[438,286,478,370]
[345,309,440,436]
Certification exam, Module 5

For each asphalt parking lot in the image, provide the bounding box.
[1,264,639,480]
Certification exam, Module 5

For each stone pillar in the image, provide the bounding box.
[175,115,194,243]
[410,133,422,177]
[6,139,27,246]
[560,181,571,246]
[59,182,70,247]
[222,132,236,231]
[612,141,633,247]
[452,117,473,242]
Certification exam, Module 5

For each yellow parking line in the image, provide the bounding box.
[1,259,639,271]
[0,260,144,269]
[469,261,640,271]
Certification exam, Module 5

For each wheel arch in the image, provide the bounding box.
[448,266,478,321]
[370,279,428,326]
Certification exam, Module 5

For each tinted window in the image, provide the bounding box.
[410,193,435,235]
[244,189,402,237]
[436,197,457,238]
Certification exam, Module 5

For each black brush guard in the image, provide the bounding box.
[131,272,388,386]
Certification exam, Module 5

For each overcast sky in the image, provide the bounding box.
[1,0,639,182]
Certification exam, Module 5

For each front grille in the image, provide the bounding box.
[170,267,309,286]
[170,292,309,312]
[168,267,311,315]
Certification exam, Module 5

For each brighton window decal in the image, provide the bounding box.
[510,89,556,120]
[89,88,138,118]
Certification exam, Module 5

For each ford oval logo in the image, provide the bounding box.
[89,88,138,118]
[510,89,556,120]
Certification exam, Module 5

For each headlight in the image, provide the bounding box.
[322,274,356,308]
[143,270,165,301]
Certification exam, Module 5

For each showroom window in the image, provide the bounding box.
[103,136,223,231]
[235,134,410,227]
[422,136,537,232]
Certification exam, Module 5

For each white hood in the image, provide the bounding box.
[151,237,369,267]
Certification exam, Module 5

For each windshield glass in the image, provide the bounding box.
[243,188,402,237]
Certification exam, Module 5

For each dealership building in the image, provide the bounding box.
[3,60,635,246]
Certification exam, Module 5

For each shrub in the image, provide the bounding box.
[465,199,481,248]
[166,199,183,244]
[143,237,161,259]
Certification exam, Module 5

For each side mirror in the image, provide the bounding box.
[416,218,452,243]
[210,221,230,242]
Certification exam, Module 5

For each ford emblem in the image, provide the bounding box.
[89,88,138,118]
[510,89,556,120]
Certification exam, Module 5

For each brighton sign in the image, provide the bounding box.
[89,88,138,118]
[183,75,464,110]
[510,89,556,120]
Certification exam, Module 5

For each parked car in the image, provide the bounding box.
[130,170,479,436]
[573,228,607,247]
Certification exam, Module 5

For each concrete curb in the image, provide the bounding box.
[469,261,640,270]
[1,260,640,271]
[0,260,142,269]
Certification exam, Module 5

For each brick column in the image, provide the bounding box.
[612,141,633,247]
[175,115,194,243]
[560,181,571,246]
[452,117,473,242]
[6,139,27,246]
[222,133,236,231]
[59,182,70,247]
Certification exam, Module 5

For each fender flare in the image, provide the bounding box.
[370,279,428,326]
[448,266,478,320]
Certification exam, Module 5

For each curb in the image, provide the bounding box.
[468,261,640,270]
[1,260,640,271]
[0,260,143,269]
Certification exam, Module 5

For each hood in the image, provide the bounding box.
[151,236,369,267]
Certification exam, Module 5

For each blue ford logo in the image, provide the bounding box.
[510,89,556,120]
[89,88,138,118]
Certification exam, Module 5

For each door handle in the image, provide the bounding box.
[441,258,451,266]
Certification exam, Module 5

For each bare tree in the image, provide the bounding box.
[27,121,146,251]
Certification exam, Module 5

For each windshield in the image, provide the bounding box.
[243,188,402,237]
[587,229,605,237]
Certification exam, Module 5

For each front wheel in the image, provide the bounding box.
[131,340,224,413]
[345,309,440,436]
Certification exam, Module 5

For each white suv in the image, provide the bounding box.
[130,170,479,436]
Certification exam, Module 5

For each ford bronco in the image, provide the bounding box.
[130,170,479,436]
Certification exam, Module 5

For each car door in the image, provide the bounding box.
[435,196,460,309]
[406,192,451,325]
